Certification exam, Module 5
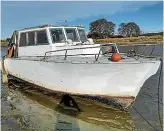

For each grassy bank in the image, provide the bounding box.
[1,41,9,47]
[93,35,163,45]
[1,35,163,47]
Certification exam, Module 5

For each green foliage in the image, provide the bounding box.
[118,22,141,37]
[89,18,115,39]
[88,19,142,38]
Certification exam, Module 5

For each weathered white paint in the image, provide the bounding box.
[4,58,160,98]
[51,44,101,56]
[1,59,8,84]
[4,25,161,109]
[17,25,105,57]
[19,45,52,56]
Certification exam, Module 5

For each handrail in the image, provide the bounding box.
[44,44,117,60]
[44,45,99,58]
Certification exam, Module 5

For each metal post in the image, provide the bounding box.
[44,52,47,59]
[64,50,67,60]
[95,55,97,60]
[95,48,101,61]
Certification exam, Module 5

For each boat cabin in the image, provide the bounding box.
[8,24,119,58]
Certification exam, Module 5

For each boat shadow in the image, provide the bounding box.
[7,78,81,131]
[54,94,81,131]
[7,78,133,131]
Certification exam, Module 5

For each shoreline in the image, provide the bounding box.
[116,42,163,46]
[1,45,8,47]
[96,41,163,46]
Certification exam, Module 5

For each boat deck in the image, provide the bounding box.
[13,54,159,64]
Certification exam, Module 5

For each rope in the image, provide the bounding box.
[132,57,163,131]
[140,45,147,55]
[136,45,147,60]
[127,45,157,60]
[157,58,163,130]
[132,106,159,131]
[149,45,155,56]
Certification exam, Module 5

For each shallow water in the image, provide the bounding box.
[1,82,133,131]
[1,45,163,131]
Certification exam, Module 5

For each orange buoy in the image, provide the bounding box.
[111,53,121,62]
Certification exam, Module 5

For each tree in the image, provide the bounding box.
[89,18,115,38]
[6,38,11,42]
[118,23,127,37]
[118,22,141,37]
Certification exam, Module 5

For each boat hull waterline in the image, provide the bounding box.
[4,58,160,110]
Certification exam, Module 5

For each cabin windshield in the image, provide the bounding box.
[101,44,118,54]
[78,28,87,42]
[65,28,80,42]
[50,28,66,43]
[9,31,17,45]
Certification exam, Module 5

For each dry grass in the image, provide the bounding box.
[1,35,163,46]
[1,41,9,46]
[93,35,163,45]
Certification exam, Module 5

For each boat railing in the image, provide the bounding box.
[44,44,118,61]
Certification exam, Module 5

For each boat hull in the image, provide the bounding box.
[4,58,160,110]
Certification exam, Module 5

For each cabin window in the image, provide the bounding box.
[27,32,35,46]
[65,28,79,42]
[50,28,65,43]
[36,30,48,44]
[101,45,117,55]
[19,33,26,47]
[78,29,87,42]
[9,32,16,45]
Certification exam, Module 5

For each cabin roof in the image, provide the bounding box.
[17,24,84,32]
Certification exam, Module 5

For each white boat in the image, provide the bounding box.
[2,24,161,110]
